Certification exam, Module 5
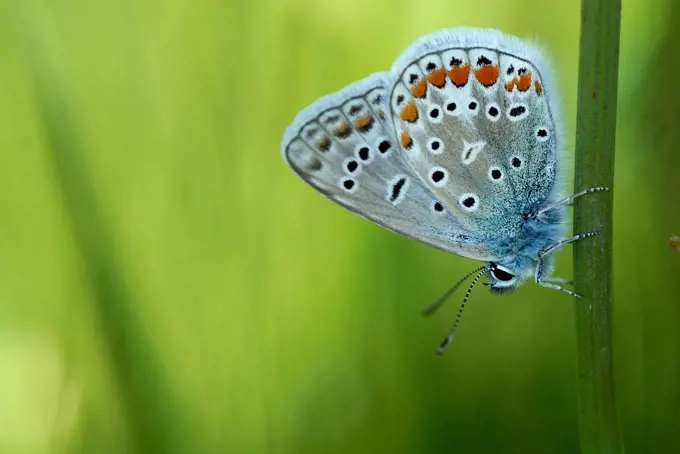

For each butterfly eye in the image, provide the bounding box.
[491,267,514,282]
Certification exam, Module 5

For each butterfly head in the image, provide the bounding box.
[486,262,532,294]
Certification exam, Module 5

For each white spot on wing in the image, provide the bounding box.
[427,137,444,155]
[339,177,358,193]
[461,141,485,165]
[488,167,504,182]
[535,126,550,142]
[429,166,449,187]
[354,144,374,164]
[426,104,443,124]
[386,174,410,205]
[459,193,479,212]
[466,98,480,115]
[374,136,393,157]
[485,102,501,122]
[507,103,529,121]
[443,98,461,116]
[431,200,445,215]
[342,157,361,175]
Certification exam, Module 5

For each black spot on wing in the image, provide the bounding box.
[348,104,363,115]
[509,105,526,117]
[389,177,407,203]
[378,140,391,154]
[477,55,492,66]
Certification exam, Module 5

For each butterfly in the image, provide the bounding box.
[280,27,607,353]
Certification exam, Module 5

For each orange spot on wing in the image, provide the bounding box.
[410,79,427,98]
[399,130,413,149]
[448,64,470,87]
[399,101,419,123]
[426,67,447,88]
[505,79,516,92]
[353,114,374,131]
[316,137,331,152]
[333,123,351,138]
[474,65,500,87]
[534,80,543,94]
[517,72,532,91]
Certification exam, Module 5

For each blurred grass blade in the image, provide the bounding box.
[573,0,623,453]
[15,4,185,453]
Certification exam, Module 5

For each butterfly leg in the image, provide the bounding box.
[541,276,573,286]
[539,231,600,258]
[535,261,582,298]
[537,187,609,217]
[535,231,601,297]
[537,280,582,298]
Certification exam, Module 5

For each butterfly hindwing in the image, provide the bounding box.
[388,28,563,240]
[281,72,502,261]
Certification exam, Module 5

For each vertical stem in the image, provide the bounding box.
[573,1,623,453]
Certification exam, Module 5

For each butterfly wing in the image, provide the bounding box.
[388,28,564,240]
[281,72,502,261]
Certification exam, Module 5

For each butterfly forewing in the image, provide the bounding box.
[281,72,502,261]
[388,28,562,240]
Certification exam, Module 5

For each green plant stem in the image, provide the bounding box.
[573,0,623,453]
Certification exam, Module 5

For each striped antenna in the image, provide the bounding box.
[422,265,487,316]
[437,268,490,355]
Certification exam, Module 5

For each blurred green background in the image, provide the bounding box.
[0,0,679,453]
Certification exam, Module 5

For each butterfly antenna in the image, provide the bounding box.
[437,268,490,355]
[422,265,487,316]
